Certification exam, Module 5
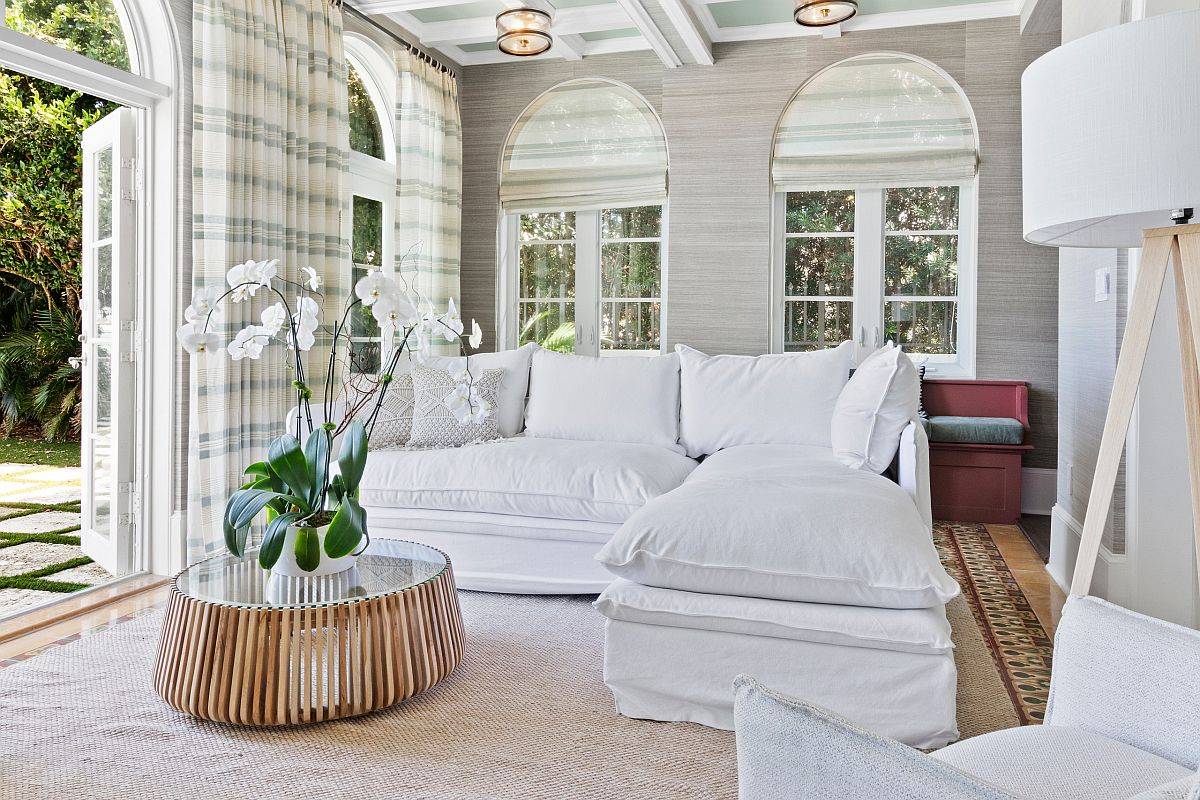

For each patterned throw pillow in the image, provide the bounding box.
[408,365,504,448]
[362,372,415,450]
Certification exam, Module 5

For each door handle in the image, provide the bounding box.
[68,355,85,370]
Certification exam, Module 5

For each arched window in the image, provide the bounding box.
[770,53,979,376]
[498,79,668,356]
[344,36,396,374]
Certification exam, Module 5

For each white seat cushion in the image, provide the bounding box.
[358,436,697,524]
[596,444,959,608]
[595,578,954,655]
[931,726,1193,800]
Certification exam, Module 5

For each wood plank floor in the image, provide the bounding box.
[0,525,1068,664]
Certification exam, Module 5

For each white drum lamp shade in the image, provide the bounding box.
[1022,10,1200,249]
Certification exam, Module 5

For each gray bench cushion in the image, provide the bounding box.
[927,416,1024,446]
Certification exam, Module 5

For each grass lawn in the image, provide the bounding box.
[0,438,80,467]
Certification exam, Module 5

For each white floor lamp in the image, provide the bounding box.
[1023,9,1200,601]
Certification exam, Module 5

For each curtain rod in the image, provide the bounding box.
[335,0,458,78]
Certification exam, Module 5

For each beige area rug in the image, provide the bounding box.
[0,590,1019,800]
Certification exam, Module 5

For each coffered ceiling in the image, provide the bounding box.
[352,0,1020,67]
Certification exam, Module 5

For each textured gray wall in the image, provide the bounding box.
[460,18,1061,469]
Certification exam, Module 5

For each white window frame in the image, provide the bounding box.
[0,0,183,579]
[344,37,397,373]
[498,205,669,356]
[769,179,977,378]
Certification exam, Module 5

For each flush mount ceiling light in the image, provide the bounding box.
[794,0,858,27]
[496,6,553,57]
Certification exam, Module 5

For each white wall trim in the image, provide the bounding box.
[1049,503,1129,598]
[1022,467,1057,515]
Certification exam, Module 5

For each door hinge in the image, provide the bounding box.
[121,321,140,363]
[119,481,141,528]
[121,156,137,203]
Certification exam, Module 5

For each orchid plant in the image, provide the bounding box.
[177,252,487,571]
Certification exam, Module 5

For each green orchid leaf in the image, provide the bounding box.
[244,461,271,477]
[267,434,310,507]
[223,488,289,557]
[323,497,365,559]
[293,525,321,572]
[304,427,331,510]
[329,473,346,505]
[259,512,301,570]
[338,421,368,496]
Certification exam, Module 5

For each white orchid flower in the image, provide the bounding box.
[437,298,464,342]
[250,258,278,288]
[184,286,224,324]
[445,381,492,425]
[469,319,483,349]
[371,292,419,331]
[354,271,399,307]
[227,325,269,361]
[294,296,320,333]
[260,302,288,336]
[291,325,316,352]
[226,260,256,303]
[176,323,221,355]
[300,266,322,292]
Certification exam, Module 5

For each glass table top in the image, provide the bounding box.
[175,539,448,609]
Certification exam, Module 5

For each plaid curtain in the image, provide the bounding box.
[188,0,349,562]
[498,78,667,214]
[772,54,977,187]
[395,51,461,312]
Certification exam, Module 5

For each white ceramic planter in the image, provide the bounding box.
[271,524,358,577]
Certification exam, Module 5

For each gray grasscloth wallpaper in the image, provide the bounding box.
[459,18,1061,469]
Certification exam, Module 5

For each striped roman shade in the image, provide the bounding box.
[500,79,667,213]
[772,54,978,188]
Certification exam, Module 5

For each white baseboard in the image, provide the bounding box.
[1048,504,1129,598]
[1021,467,1056,516]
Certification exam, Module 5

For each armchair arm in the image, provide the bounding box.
[1046,596,1200,770]
[733,675,1015,800]
[897,418,933,534]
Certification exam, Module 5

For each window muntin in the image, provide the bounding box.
[348,61,385,160]
[513,205,664,356]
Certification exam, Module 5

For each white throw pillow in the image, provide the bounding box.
[408,365,503,448]
[363,372,415,449]
[676,342,852,458]
[524,349,682,451]
[422,343,538,437]
[595,444,960,608]
[830,343,919,473]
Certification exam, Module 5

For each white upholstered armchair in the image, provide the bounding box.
[734,596,1200,800]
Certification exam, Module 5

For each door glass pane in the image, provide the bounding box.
[601,206,663,353]
[96,146,113,239]
[785,237,853,296]
[885,301,958,354]
[519,212,577,353]
[884,235,958,295]
[885,186,959,231]
[786,190,855,233]
[601,301,660,352]
[91,342,113,539]
[348,62,385,159]
[601,242,660,298]
[784,300,853,352]
[351,196,384,374]
[601,205,661,239]
[95,244,114,335]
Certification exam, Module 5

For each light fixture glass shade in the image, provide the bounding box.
[794,0,858,27]
[496,8,553,57]
[1023,10,1200,248]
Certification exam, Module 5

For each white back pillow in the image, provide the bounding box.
[831,344,920,473]
[423,342,538,438]
[675,342,852,457]
[525,350,682,451]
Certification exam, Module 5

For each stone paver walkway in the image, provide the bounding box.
[0,463,112,617]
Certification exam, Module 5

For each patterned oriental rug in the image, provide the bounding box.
[0,523,1053,799]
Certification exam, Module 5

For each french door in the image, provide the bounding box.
[79,107,138,576]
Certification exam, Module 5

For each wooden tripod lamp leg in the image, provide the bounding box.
[1176,232,1200,591]
[1070,233,1175,597]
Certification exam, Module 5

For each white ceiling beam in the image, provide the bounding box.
[656,0,713,65]
[580,35,653,56]
[706,0,1021,42]
[613,0,682,67]
[418,4,631,45]
[555,33,586,60]
[352,0,474,14]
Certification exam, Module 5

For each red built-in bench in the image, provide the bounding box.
[922,379,1032,525]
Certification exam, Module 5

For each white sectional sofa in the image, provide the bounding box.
[299,340,958,745]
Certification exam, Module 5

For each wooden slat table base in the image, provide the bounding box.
[153,567,463,725]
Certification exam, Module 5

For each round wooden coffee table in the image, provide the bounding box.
[153,539,463,726]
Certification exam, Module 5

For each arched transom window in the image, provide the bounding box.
[499,79,668,356]
[771,53,979,376]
